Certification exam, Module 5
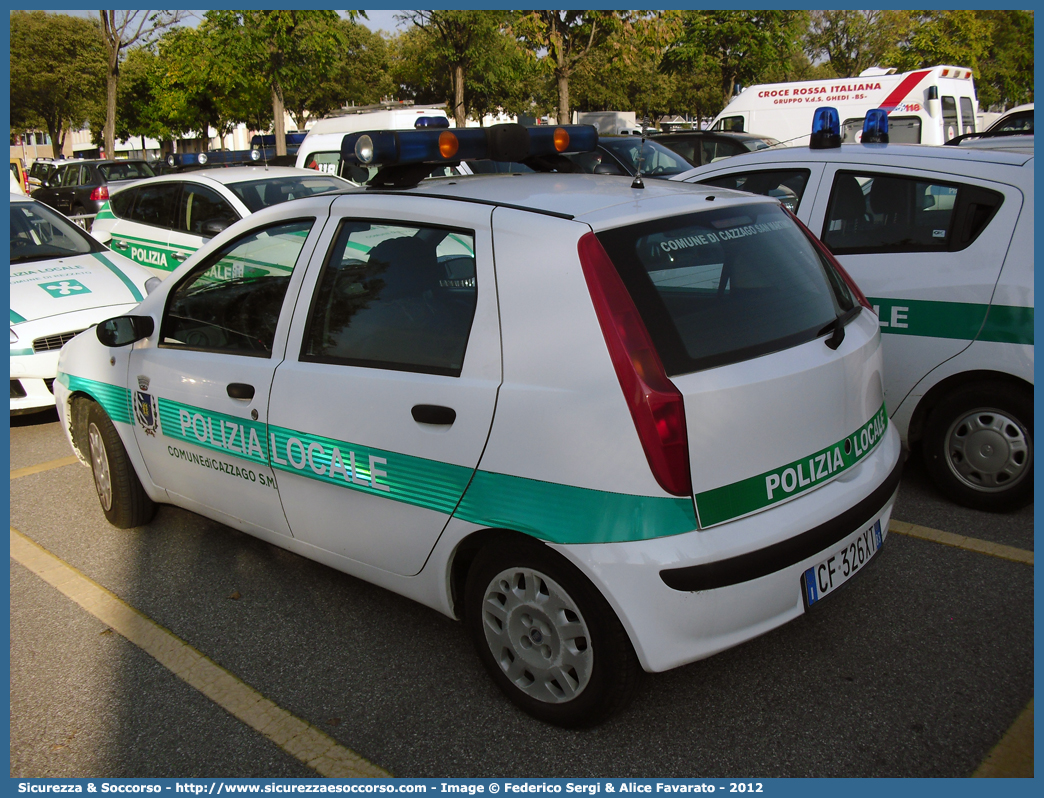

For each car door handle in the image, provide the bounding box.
[411,404,456,425]
[227,383,255,400]
[111,239,129,250]
[172,251,189,262]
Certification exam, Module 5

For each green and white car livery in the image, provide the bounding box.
[678,125,1033,511]
[11,193,155,414]
[90,166,352,278]
[54,124,901,727]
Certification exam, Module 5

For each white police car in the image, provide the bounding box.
[91,163,352,277]
[54,124,901,726]
[676,109,1033,511]
[11,192,157,414]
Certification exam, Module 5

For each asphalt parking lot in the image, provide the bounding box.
[9,408,1033,778]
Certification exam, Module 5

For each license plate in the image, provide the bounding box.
[802,519,885,607]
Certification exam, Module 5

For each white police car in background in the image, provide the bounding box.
[676,108,1033,512]
[54,124,901,726]
[91,161,352,278]
[11,192,157,414]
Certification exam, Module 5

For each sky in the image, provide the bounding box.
[41,9,407,34]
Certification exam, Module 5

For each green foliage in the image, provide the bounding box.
[10,11,106,157]
[662,10,808,113]
[886,11,993,74]
[976,11,1034,109]
[805,11,913,78]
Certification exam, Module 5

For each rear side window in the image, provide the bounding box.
[701,138,745,163]
[699,169,810,214]
[943,96,959,141]
[959,97,976,135]
[129,183,180,230]
[302,221,477,377]
[227,175,346,213]
[822,171,1003,254]
[109,188,136,218]
[596,204,853,375]
[177,184,238,235]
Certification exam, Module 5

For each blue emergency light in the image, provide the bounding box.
[415,116,450,129]
[809,107,841,149]
[861,109,889,143]
[341,123,599,168]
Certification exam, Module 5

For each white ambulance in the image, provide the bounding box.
[295,104,452,181]
[713,66,979,147]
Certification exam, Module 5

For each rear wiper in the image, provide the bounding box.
[819,305,862,350]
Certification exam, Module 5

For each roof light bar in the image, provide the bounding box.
[810,107,841,150]
[341,123,598,168]
[861,109,889,144]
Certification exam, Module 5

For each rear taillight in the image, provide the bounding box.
[90,186,109,202]
[577,232,692,497]
[786,210,872,310]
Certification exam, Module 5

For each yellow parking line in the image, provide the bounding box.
[889,520,1033,565]
[10,455,80,480]
[10,527,391,778]
[973,700,1034,777]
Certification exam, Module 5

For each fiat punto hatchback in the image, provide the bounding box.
[55,124,902,726]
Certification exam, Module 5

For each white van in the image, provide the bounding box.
[295,105,451,181]
[713,66,979,147]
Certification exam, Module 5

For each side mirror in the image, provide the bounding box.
[96,315,154,347]
[202,219,229,238]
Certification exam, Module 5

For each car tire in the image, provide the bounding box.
[464,533,640,727]
[921,383,1033,512]
[87,402,155,528]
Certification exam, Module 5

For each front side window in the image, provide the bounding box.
[596,203,854,375]
[699,169,810,214]
[161,220,313,356]
[715,116,745,132]
[302,222,477,377]
[822,171,1002,254]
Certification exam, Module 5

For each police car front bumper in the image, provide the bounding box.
[556,423,902,673]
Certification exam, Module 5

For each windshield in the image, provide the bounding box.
[98,161,155,181]
[598,138,692,177]
[10,200,105,264]
[228,175,347,212]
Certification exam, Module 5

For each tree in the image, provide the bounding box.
[398,11,508,128]
[661,11,807,113]
[10,12,106,158]
[975,11,1034,109]
[514,11,616,124]
[282,19,395,130]
[205,10,350,155]
[805,11,913,78]
[98,10,185,158]
[885,11,993,75]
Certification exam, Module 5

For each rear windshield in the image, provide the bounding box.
[596,203,855,375]
[98,161,155,181]
[228,175,347,212]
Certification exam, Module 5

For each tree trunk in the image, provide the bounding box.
[104,53,119,159]
[453,64,466,128]
[272,82,287,156]
[47,122,63,160]
[558,73,570,125]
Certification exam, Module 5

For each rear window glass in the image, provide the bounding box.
[596,204,854,376]
[98,161,155,181]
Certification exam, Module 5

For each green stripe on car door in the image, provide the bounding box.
[870,297,1033,345]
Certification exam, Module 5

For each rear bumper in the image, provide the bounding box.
[555,423,902,672]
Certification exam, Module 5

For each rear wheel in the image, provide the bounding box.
[464,533,639,727]
[921,384,1033,511]
[87,402,155,528]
